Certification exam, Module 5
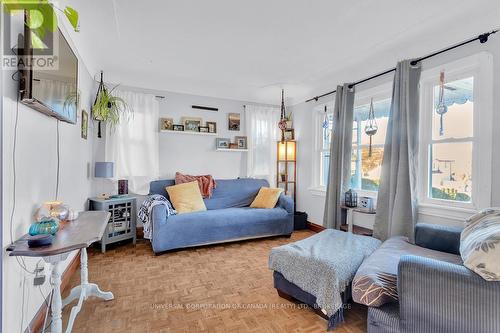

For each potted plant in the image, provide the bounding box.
[92,71,131,138]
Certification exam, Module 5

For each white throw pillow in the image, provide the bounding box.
[460,208,500,281]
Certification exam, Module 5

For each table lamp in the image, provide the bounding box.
[95,162,114,199]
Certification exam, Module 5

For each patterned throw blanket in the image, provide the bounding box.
[138,194,176,240]
[175,172,217,198]
[269,230,381,330]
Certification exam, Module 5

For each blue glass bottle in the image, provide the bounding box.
[29,218,59,236]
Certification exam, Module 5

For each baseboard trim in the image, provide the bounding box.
[27,250,81,333]
[307,221,326,233]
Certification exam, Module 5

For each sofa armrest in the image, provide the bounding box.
[414,223,462,255]
[398,255,500,333]
[277,193,294,214]
[151,204,168,236]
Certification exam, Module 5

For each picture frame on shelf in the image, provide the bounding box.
[160,117,174,130]
[216,138,231,149]
[182,117,202,132]
[172,124,184,131]
[235,136,247,149]
[284,129,295,141]
[81,109,88,140]
[228,113,240,131]
[206,121,217,133]
[229,143,238,149]
[199,126,209,133]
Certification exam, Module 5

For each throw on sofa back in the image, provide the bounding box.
[149,178,269,210]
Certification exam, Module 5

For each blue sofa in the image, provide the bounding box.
[149,178,294,253]
[363,224,500,333]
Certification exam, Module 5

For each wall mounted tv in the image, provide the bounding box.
[19,12,78,124]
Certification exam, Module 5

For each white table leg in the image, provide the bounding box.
[62,248,114,333]
[50,261,63,333]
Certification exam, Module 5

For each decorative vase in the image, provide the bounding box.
[29,218,60,236]
[118,179,128,195]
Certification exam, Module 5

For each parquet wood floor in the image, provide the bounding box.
[62,230,367,333]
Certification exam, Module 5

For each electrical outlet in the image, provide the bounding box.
[34,261,46,285]
[34,274,45,286]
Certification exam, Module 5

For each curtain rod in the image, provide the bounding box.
[305,29,498,103]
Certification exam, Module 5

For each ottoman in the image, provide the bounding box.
[269,229,381,330]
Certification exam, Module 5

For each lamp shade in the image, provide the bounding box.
[95,162,114,178]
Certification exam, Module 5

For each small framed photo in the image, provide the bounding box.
[173,124,184,131]
[160,118,174,131]
[182,117,202,132]
[81,109,88,140]
[284,129,295,141]
[229,143,238,149]
[216,138,230,149]
[235,136,247,149]
[228,113,240,131]
[206,121,217,133]
[199,126,209,133]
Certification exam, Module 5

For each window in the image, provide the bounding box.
[419,53,493,211]
[350,84,392,194]
[311,101,334,193]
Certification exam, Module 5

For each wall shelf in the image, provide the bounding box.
[160,130,217,136]
[216,148,248,152]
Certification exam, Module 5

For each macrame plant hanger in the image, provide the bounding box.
[365,98,378,157]
[93,71,107,138]
[436,71,448,136]
[278,89,287,142]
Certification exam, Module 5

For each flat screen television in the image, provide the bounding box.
[20,13,78,124]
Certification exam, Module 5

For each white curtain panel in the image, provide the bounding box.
[245,104,280,186]
[105,90,160,195]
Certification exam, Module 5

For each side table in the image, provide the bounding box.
[7,211,114,333]
[89,196,137,253]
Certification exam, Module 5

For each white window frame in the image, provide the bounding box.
[351,82,392,199]
[309,101,334,196]
[418,52,493,218]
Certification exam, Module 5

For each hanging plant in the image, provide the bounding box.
[364,98,378,157]
[92,71,131,138]
[436,71,448,136]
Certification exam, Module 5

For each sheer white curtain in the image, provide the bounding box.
[245,105,280,185]
[105,90,159,195]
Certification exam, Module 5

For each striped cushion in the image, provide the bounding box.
[460,208,500,281]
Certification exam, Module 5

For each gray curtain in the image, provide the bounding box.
[323,84,355,229]
[373,60,421,241]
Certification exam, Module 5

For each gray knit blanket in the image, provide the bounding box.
[269,230,381,318]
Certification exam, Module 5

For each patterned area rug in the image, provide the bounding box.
[62,230,367,332]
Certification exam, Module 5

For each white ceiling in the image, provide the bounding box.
[64,0,500,105]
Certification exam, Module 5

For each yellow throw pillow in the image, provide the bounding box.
[166,181,207,214]
[250,187,283,209]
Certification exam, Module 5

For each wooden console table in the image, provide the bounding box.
[7,211,113,333]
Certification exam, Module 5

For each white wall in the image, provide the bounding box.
[157,91,249,179]
[293,36,500,228]
[1,18,96,332]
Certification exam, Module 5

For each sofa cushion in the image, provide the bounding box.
[460,208,500,281]
[166,181,206,214]
[250,187,283,209]
[152,207,290,251]
[352,236,462,307]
